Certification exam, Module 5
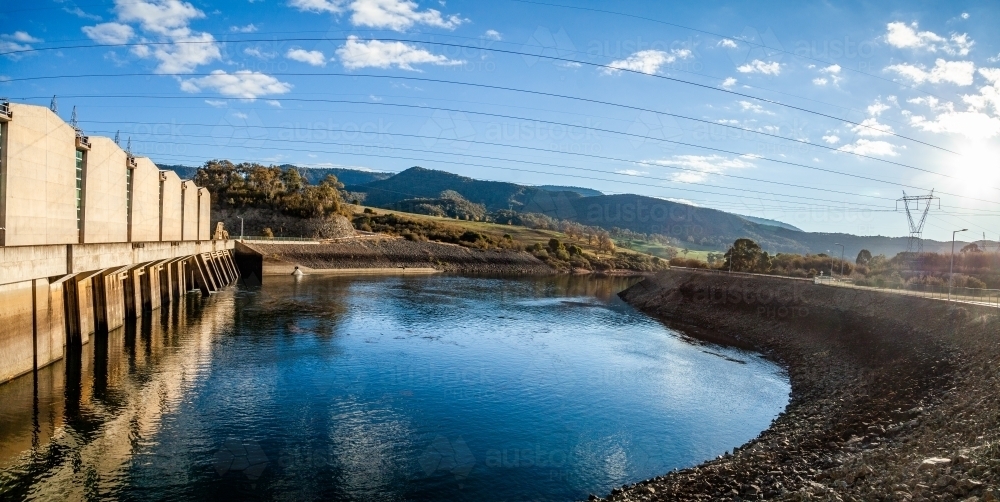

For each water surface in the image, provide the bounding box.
[0,275,789,501]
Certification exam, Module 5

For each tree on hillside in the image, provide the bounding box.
[961,243,983,253]
[856,249,872,266]
[723,238,763,272]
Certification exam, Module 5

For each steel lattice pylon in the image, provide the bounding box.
[897,190,939,253]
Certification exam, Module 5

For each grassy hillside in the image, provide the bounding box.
[354,206,668,272]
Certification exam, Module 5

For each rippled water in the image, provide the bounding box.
[0,274,789,501]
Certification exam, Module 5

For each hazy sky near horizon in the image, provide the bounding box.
[3,0,1000,240]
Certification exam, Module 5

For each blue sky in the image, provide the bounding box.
[3,0,1000,241]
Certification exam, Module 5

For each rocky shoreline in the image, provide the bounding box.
[604,270,1000,501]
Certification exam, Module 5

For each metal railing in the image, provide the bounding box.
[238,236,318,242]
[669,266,1000,308]
[822,280,1000,308]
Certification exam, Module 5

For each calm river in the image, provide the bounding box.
[0,275,789,501]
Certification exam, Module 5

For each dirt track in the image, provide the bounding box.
[606,269,1000,502]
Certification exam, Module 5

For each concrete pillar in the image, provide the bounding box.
[174,259,186,297]
[191,256,212,297]
[141,262,163,312]
[65,273,97,346]
[93,268,126,333]
[160,259,175,306]
[35,278,67,373]
[0,281,37,383]
[124,266,143,319]
[196,254,219,292]
[207,253,226,286]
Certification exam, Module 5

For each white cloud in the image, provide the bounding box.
[81,0,221,74]
[867,100,891,116]
[822,135,840,144]
[286,48,326,66]
[266,100,282,107]
[979,67,1000,85]
[4,31,42,43]
[205,99,227,107]
[336,36,463,71]
[151,31,221,73]
[961,12,970,19]
[736,59,781,75]
[115,0,205,34]
[718,39,738,49]
[244,47,276,59]
[851,117,894,137]
[1,32,42,59]
[230,23,258,33]
[82,22,135,44]
[602,49,692,75]
[288,0,344,13]
[180,70,293,99]
[721,77,737,88]
[814,63,843,86]
[233,112,249,119]
[910,111,1000,139]
[646,154,755,183]
[885,59,976,86]
[738,100,773,115]
[349,0,464,31]
[615,169,648,176]
[884,21,973,56]
[483,29,501,41]
[837,139,902,156]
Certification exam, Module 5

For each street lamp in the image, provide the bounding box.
[950,229,968,301]
[237,216,244,241]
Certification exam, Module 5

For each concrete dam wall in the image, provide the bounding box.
[0,102,239,384]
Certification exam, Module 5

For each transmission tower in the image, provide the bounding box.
[49,95,58,114]
[70,106,78,129]
[896,190,939,253]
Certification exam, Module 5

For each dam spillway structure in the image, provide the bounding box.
[0,101,239,384]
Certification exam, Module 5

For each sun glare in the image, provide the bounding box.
[952,142,1000,194]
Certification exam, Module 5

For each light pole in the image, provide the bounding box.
[834,243,845,277]
[950,229,968,301]
[238,216,244,241]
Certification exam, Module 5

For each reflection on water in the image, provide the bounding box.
[0,275,789,501]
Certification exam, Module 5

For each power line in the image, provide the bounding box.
[7,72,942,170]
[0,36,959,154]
[92,129,896,208]
[70,114,1000,209]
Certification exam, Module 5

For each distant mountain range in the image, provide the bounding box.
[162,163,974,259]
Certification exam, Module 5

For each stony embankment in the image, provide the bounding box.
[604,270,1000,502]
[244,238,556,275]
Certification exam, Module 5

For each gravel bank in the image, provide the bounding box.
[244,238,556,275]
[605,270,1000,502]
